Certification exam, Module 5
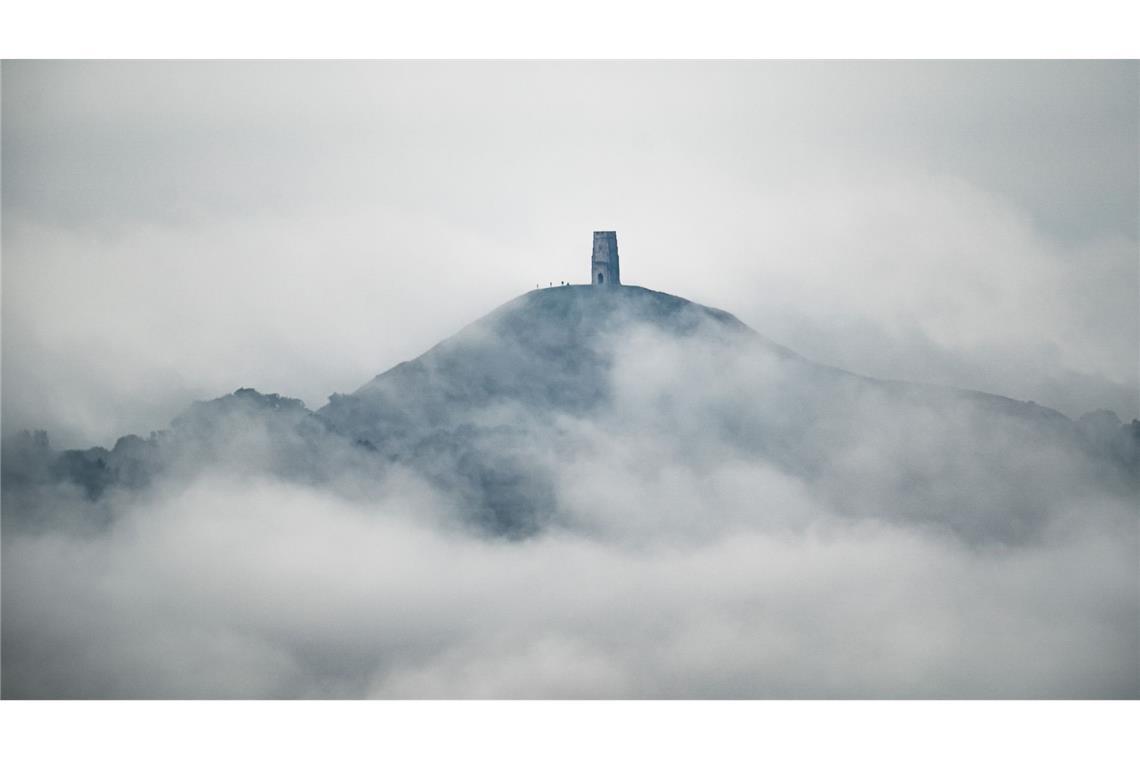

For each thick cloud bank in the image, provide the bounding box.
[4,477,1136,698]
[3,290,1137,698]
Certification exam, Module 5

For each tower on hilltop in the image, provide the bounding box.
[591,231,620,286]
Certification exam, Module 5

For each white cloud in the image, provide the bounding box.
[4,467,1135,698]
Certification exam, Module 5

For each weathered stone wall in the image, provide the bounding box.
[591,231,621,285]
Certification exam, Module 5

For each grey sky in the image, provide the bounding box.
[3,60,1137,447]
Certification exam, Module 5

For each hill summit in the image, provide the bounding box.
[320,285,780,440]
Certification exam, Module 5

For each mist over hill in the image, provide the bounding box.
[3,285,1138,698]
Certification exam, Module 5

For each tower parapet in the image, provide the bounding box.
[591,231,620,286]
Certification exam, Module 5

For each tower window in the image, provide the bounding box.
[597,272,604,284]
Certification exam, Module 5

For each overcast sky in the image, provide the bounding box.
[3,61,1137,447]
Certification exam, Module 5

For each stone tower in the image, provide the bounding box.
[591,231,620,286]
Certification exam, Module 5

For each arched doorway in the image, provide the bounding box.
[597,272,604,284]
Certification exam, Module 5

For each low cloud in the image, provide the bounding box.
[4,472,1135,698]
[3,314,1136,698]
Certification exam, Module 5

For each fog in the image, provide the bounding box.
[3,303,1137,697]
[4,475,1135,698]
[1,61,1137,699]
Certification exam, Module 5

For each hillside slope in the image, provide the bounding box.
[4,285,1136,539]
